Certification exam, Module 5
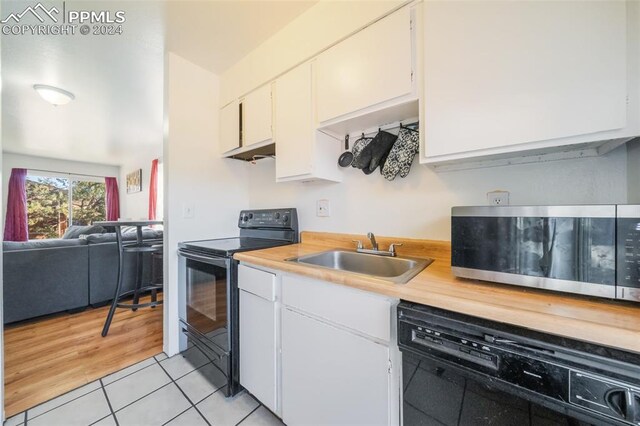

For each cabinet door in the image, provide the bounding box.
[219,100,240,154]
[242,84,273,147]
[315,7,413,123]
[282,308,390,426]
[423,1,627,158]
[240,290,277,413]
[275,63,314,180]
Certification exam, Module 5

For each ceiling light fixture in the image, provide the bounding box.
[33,84,75,106]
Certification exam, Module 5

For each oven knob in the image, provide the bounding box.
[275,213,281,219]
[283,215,289,223]
[248,213,253,219]
[242,215,249,222]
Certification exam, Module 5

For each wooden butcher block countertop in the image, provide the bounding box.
[234,231,640,355]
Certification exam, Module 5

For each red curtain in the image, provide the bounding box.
[4,168,29,241]
[148,159,159,220]
[105,177,120,221]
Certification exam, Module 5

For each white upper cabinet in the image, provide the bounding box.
[219,100,240,154]
[275,62,342,183]
[315,6,414,124]
[274,63,314,180]
[242,84,273,148]
[422,1,630,162]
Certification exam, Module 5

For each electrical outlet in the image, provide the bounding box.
[182,204,194,218]
[317,199,330,217]
[487,190,510,206]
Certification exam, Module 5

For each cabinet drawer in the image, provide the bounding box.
[282,274,391,341]
[238,264,275,301]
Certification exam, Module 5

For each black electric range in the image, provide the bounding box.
[179,236,294,258]
[177,208,298,397]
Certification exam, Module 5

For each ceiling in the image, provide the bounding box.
[1,0,315,166]
[166,1,316,75]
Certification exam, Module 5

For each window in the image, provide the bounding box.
[71,180,106,226]
[26,176,69,239]
[26,174,106,239]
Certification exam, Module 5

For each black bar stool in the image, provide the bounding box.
[97,221,163,337]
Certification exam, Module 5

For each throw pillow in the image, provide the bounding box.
[62,225,106,239]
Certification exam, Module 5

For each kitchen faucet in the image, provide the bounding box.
[352,232,403,257]
[367,232,378,251]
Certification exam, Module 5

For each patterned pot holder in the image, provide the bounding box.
[381,126,420,181]
[350,135,374,168]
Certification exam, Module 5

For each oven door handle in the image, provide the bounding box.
[178,250,229,268]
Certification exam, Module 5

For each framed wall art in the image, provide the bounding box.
[126,169,142,194]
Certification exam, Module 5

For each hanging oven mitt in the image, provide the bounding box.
[358,130,397,175]
[382,127,420,180]
[351,136,373,168]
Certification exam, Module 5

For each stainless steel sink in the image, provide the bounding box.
[286,250,433,284]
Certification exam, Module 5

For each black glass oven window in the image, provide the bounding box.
[617,218,640,289]
[185,259,228,335]
[403,352,595,426]
[451,216,615,285]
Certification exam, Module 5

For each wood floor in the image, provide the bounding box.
[4,295,163,417]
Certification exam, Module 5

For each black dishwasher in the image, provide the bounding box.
[398,301,640,426]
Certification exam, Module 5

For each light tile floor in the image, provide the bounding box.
[4,347,285,426]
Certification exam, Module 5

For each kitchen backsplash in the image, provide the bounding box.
[247,146,629,241]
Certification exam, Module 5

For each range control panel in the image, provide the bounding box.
[617,206,640,301]
[238,208,296,229]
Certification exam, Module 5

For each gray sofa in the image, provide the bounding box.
[3,229,163,324]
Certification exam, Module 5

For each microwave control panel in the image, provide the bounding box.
[617,205,640,292]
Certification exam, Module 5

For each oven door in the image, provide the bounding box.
[178,250,236,395]
[402,351,607,426]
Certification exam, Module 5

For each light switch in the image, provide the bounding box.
[182,204,194,218]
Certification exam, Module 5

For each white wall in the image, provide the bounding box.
[248,146,629,241]
[2,153,120,222]
[119,151,162,220]
[163,52,249,356]
[1,4,5,414]
[628,139,640,203]
[220,0,403,105]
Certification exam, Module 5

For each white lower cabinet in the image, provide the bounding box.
[238,265,278,414]
[281,274,399,426]
[238,265,400,425]
[282,307,392,426]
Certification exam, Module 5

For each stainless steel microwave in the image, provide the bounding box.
[451,205,640,302]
